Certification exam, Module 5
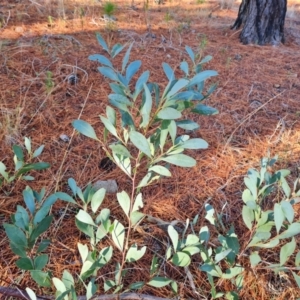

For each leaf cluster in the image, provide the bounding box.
[0,137,50,189]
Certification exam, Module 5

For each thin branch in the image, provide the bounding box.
[0,287,173,300]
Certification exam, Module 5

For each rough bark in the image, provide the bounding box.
[232,0,287,45]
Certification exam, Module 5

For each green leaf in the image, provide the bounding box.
[106,106,116,125]
[109,82,126,96]
[126,60,141,83]
[182,138,208,149]
[180,61,189,75]
[281,176,291,198]
[150,256,159,276]
[33,205,51,225]
[23,175,34,181]
[72,120,98,140]
[166,246,172,260]
[113,153,131,177]
[162,62,175,81]
[250,252,261,267]
[96,32,110,53]
[89,54,113,67]
[242,206,254,230]
[98,67,118,81]
[168,120,177,145]
[15,205,29,230]
[168,225,179,251]
[77,243,89,262]
[278,223,300,239]
[53,277,67,296]
[148,277,172,288]
[129,131,151,157]
[274,203,285,233]
[167,79,189,98]
[140,84,152,128]
[0,162,9,180]
[30,270,51,287]
[68,178,77,196]
[17,162,50,176]
[75,219,94,238]
[76,210,96,226]
[104,280,116,292]
[108,94,132,106]
[149,165,171,177]
[205,203,216,225]
[97,208,111,231]
[4,223,28,248]
[172,252,191,267]
[55,192,76,204]
[254,239,279,248]
[8,241,26,258]
[242,189,255,204]
[244,177,257,199]
[185,234,199,246]
[121,111,135,127]
[199,226,210,244]
[281,201,294,223]
[26,287,37,300]
[126,244,147,262]
[100,116,119,138]
[200,263,222,278]
[225,291,239,300]
[34,254,48,270]
[134,71,150,100]
[99,246,113,267]
[112,220,125,251]
[185,46,195,63]
[157,107,182,120]
[91,188,106,213]
[111,43,125,58]
[130,211,145,226]
[215,249,232,264]
[129,281,145,290]
[192,104,218,115]
[37,239,51,253]
[182,246,200,256]
[280,238,296,266]
[30,215,53,244]
[200,55,213,64]
[176,120,199,131]
[80,261,94,279]
[24,137,31,153]
[132,193,143,212]
[160,154,196,167]
[96,224,108,243]
[16,257,34,270]
[292,271,300,288]
[122,43,133,72]
[159,120,170,152]
[117,191,130,217]
[175,135,189,144]
[32,145,45,158]
[86,279,97,300]
[13,145,24,161]
[109,144,131,158]
[188,70,218,87]
[62,270,74,290]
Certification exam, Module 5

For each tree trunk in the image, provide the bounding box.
[232,0,287,45]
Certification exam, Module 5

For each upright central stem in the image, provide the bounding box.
[116,152,140,287]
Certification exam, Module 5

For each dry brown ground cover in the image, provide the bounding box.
[1,0,300,299]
